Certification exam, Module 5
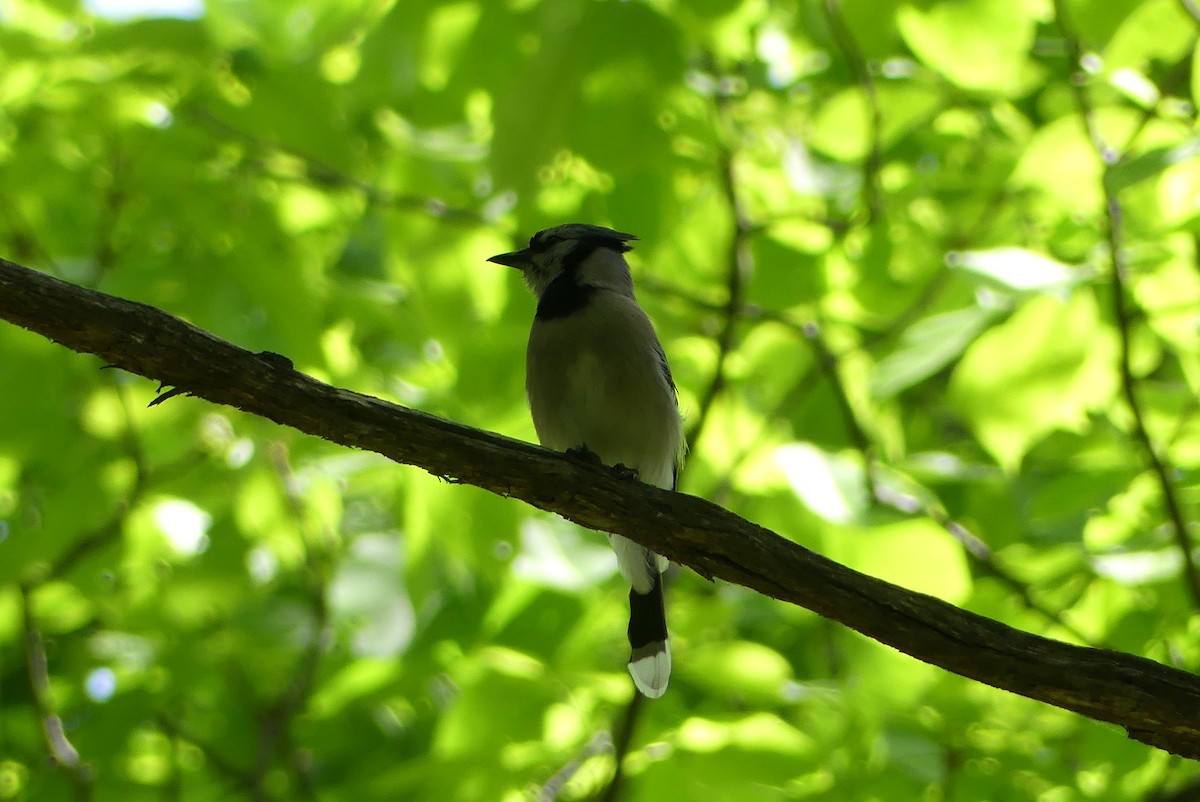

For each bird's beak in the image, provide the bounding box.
[487,248,532,269]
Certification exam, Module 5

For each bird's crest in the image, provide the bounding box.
[529,224,637,254]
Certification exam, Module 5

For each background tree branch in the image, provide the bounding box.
[3,256,1200,760]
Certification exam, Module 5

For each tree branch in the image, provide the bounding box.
[3,256,1200,758]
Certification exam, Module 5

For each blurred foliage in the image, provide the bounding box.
[1,0,1200,799]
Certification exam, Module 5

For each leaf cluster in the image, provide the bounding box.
[2,0,1200,800]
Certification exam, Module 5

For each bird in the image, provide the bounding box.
[488,223,684,698]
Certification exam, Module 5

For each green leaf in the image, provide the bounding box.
[846,519,973,603]
[1106,137,1200,194]
[896,0,1040,94]
[948,247,1087,295]
[949,291,1118,470]
[1011,109,1141,210]
[775,443,870,525]
[680,641,795,702]
[871,306,998,400]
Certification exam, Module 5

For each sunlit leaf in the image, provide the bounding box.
[775,443,870,525]
[680,641,794,702]
[846,519,972,604]
[896,0,1039,94]
[329,534,416,657]
[947,248,1086,295]
[1090,549,1182,586]
[871,306,998,400]
[949,291,1118,470]
[1107,137,1200,194]
[4,0,1199,797]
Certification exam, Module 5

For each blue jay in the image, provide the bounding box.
[489,224,684,697]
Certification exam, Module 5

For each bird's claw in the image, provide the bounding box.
[611,463,640,481]
[565,446,638,480]
[566,444,603,465]
[256,350,294,371]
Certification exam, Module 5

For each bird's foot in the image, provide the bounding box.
[256,350,295,371]
[611,463,640,481]
[566,444,603,465]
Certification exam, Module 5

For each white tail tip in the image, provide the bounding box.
[629,640,671,698]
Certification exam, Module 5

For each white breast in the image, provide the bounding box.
[526,291,681,490]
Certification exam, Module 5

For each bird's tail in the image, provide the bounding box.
[627,571,671,698]
[610,535,671,696]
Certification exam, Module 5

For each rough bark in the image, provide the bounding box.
[2,256,1198,759]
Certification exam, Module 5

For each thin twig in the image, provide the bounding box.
[821,0,885,222]
[1104,194,1200,605]
[246,443,332,799]
[46,447,201,580]
[647,283,882,506]
[259,164,488,224]
[282,730,319,802]
[685,145,754,448]
[858,266,952,352]
[157,715,263,796]
[91,146,127,284]
[873,483,1096,646]
[541,730,612,801]
[941,745,964,801]
[20,585,94,801]
[641,276,810,342]
[596,694,646,802]
[1,204,64,277]
[801,320,876,500]
[1053,0,1200,609]
[707,365,827,506]
[163,727,184,802]
[650,278,1096,640]
[185,108,488,226]
[43,378,157,579]
[1099,194,1195,605]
